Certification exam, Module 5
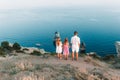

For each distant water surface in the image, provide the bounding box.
[0,7,120,56]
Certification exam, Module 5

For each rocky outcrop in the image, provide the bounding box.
[22,47,47,54]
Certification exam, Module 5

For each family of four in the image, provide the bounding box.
[55,31,80,61]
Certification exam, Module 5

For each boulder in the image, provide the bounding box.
[115,41,120,57]
[39,49,46,54]
[87,52,101,60]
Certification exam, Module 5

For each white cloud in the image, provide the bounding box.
[0,0,120,10]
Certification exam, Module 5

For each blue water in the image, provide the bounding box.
[0,7,120,56]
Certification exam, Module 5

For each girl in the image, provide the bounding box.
[63,38,70,60]
[56,37,62,59]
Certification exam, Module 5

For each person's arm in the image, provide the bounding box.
[60,42,63,47]
[78,38,80,48]
[68,42,70,48]
[55,42,57,46]
[70,37,73,46]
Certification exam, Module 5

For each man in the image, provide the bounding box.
[71,31,80,61]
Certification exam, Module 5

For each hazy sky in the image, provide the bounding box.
[0,0,120,9]
[0,0,120,29]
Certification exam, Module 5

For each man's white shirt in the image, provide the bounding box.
[71,35,80,52]
[71,35,80,46]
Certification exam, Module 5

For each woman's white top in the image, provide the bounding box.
[56,42,62,53]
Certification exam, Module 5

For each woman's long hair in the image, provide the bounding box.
[56,38,61,46]
[64,38,68,45]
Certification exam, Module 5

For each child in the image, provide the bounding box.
[56,37,62,59]
[63,38,70,60]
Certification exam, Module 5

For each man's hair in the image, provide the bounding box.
[74,31,78,35]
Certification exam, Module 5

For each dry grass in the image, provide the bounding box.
[0,54,120,80]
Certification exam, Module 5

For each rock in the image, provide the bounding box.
[84,56,92,62]
[39,49,46,54]
[89,68,109,80]
[22,47,47,55]
[113,63,120,69]
[102,54,115,61]
[87,52,101,60]
[0,57,6,60]
[22,47,39,54]
[112,58,120,69]
[42,54,49,59]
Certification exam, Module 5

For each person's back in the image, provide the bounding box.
[71,31,80,61]
[56,41,62,49]
[71,36,80,47]
[63,38,69,60]
[56,38,62,59]
[63,43,69,51]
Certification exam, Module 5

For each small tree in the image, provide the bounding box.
[13,42,21,50]
[1,41,10,49]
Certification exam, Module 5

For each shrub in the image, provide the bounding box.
[102,54,115,61]
[30,50,41,56]
[0,47,6,56]
[50,53,56,56]
[88,53,101,60]
[79,53,86,57]
[16,50,24,53]
[13,42,21,50]
[1,41,10,50]
[23,48,29,51]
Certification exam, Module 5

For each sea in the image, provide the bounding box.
[0,7,120,56]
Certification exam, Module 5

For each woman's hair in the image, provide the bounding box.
[64,38,68,44]
[56,38,61,46]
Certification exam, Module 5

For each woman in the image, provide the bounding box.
[63,38,70,60]
[56,37,62,59]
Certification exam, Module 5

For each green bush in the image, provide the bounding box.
[30,50,41,56]
[13,42,21,50]
[1,41,10,49]
[16,50,24,53]
[102,54,115,61]
[50,53,56,56]
[0,47,6,56]
[23,48,29,51]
